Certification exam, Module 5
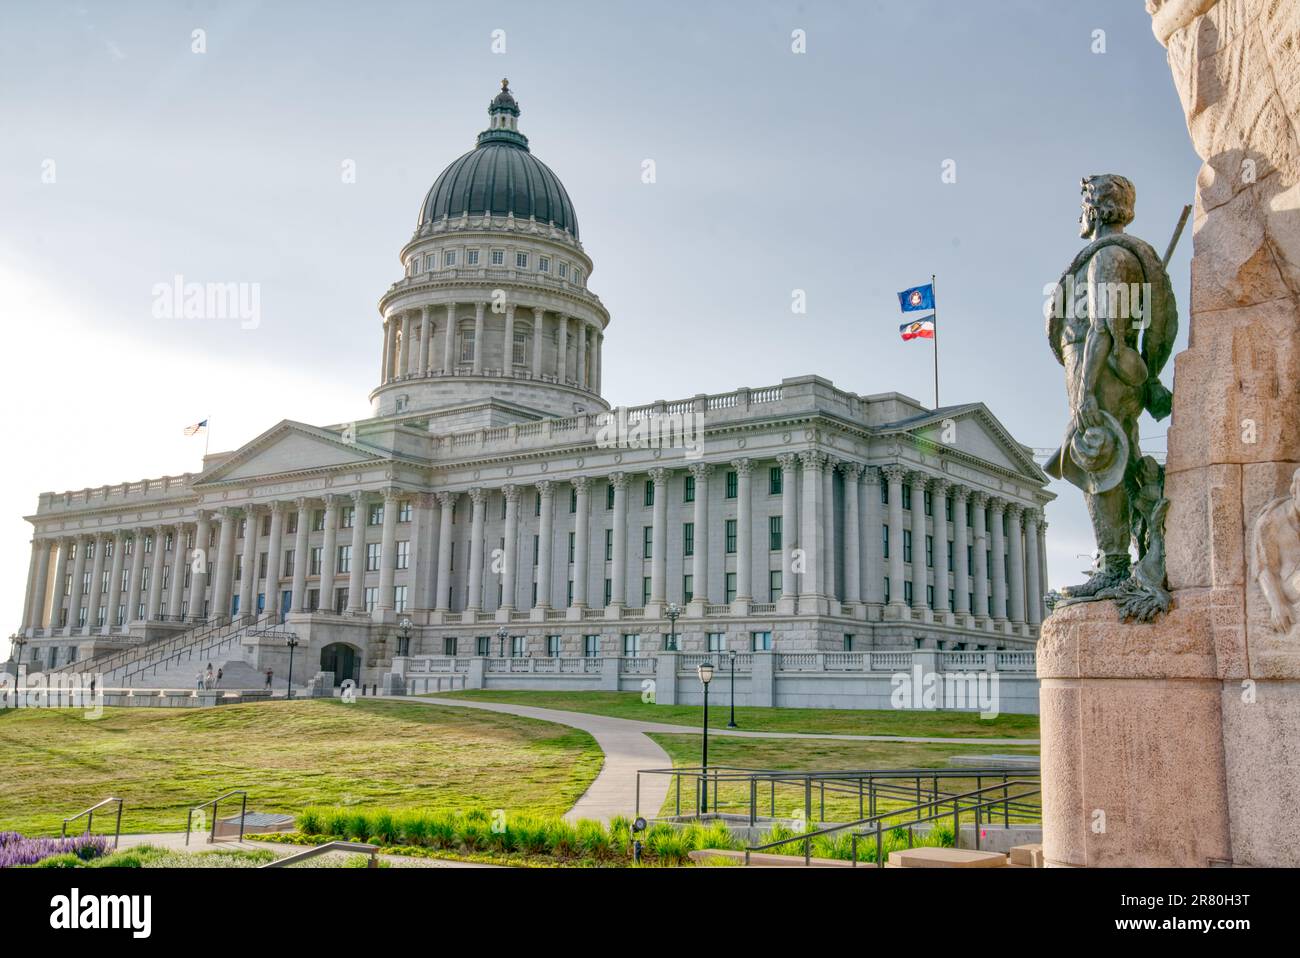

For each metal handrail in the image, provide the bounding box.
[260,841,380,868]
[121,612,277,686]
[61,797,124,848]
[186,790,249,845]
[744,779,1041,867]
[47,613,238,677]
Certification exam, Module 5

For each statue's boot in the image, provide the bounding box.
[1061,555,1131,598]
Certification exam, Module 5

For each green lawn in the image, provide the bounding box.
[432,690,1040,738]
[647,733,1041,824]
[0,699,602,836]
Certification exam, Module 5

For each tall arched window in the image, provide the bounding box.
[459,323,476,364]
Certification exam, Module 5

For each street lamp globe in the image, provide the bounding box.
[697,662,713,685]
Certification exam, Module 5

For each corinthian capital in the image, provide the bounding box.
[571,475,591,494]
[729,458,751,477]
[881,464,908,484]
[798,450,826,471]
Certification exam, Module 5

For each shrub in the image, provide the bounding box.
[0,832,110,868]
[297,808,323,836]
[371,812,399,846]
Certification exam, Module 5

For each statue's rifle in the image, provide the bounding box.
[1162,203,1192,267]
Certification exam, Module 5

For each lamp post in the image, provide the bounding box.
[497,624,509,658]
[727,647,738,728]
[285,634,299,701]
[665,602,681,652]
[397,617,413,658]
[6,634,25,707]
[697,662,713,815]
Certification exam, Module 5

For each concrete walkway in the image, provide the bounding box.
[112,831,489,867]
[409,696,1039,824]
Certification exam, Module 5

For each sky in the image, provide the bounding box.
[0,0,1200,646]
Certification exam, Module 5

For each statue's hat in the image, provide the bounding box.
[1059,410,1129,494]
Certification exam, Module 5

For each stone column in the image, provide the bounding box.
[883,465,907,614]
[798,450,825,607]
[863,467,884,607]
[1024,507,1042,627]
[238,507,260,617]
[932,479,950,623]
[822,457,837,602]
[126,530,147,622]
[988,498,1007,626]
[210,509,237,621]
[728,460,746,607]
[378,489,400,613]
[418,306,431,376]
[291,498,312,613]
[464,488,485,614]
[347,492,367,612]
[105,531,126,630]
[145,526,166,622]
[472,302,485,375]
[27,538,52,631]
[442,303,456,373]
[67,534,90,632]
[577,321,588,389]
[85,534,108,631]
[531,307,544,378]
[501,485,520,612]
[398,311,413,377]
[970,493,990,621]
[952,487,972,622]
[166,522,188,619]
[319,495,339,610]
[191,511,212,619]
[571,477,591,610]
[648,468,669,608]
[778,454,799,613]
[411,493,433,611]
[434,492,454,612]
[534,481,554,610]
[1037,519,1048,610]
[1005,504,1026,630]
[503,303,515,376]
[689,463,713,611]
[841,462,862,609]
[594,332,603,393]
[609,473,627,609]
[380,318,393,383]
[909,473,928,616]
[556,315,569,383]
[265,502,286,615]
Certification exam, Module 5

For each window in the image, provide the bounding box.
[605,529,614,562]
[512,330,527,366]
[444,250,457,267]
[769,569,782,598]
[643,526,653,559]
[533,535,540,566]
[924,490,933,516]
[308,547,322,576]
[491,249,505,266]
[884,577,891,603]
[569,487,577,513]
[337,545,352,574]
[622,634,641,656]
[683,475,695,503]
[751,631,772,651]
[368,504,384,526]
[583,634,599,657]
[573,268,583,286]
[725,520,737,554]
[903,581,913,604]
[460,327,475,363]
[394,585,408,613]
[902,484,912,510]
[926,535,934,568]
[286,514,298,536]
[945,496,953,522]
[312,510,325,532]
[342,506,355,529]
[444,637,458,656]
[476,636,490,656]
[644,480,654,507]
[769,467,782,495]
[546,635,561,657]
[559,262,569,279]
[515,251,528,269]
[903,529,912,563]
[683,522,694,557]
[726,572,737,602]
[282,552,294,578]
[366,542,381,572]
[538,255,550,273]
[396,541,410,570]
[707,632,725,652]
[567,532,575,564]
[423,254,435,272]
[466,248,480,266]
[683,574,693,603]
[398,500,412,522]
[725,471,738,498]
[642,577,652,606]
[603,579,611,605]
[926,585,935,609]
[769,515,782,551]
[843,634,855,651]
[364,586,378,612]
[511,635,526,657]
[606,483,615,510]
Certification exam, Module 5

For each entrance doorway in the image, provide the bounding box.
[320,643,359,686]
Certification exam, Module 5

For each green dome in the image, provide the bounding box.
[418,81,579,239]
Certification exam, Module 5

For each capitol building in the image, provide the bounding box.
[14,83,1053,688]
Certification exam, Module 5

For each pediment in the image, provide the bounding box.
[195,421,389,485]
[885,404,1048,486]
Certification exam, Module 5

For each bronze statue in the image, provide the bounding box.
[1045,174,1178,621]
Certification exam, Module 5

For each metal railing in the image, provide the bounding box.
[260,841,380,868]
[121,613,279,686]
[636,765,1041,827]
[62,797,124,848]
[743,780,1042,867]
[45,613,241,678]
[186,790,249,845]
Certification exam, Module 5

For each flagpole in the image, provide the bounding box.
[204,416,211,460]
[931,273,939,409]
